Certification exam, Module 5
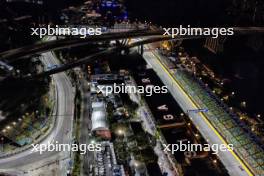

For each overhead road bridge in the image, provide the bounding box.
[0,27,263,62]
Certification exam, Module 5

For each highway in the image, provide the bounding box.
[33,36,198,77]
[0,27,263,62]
[142,45,252,176]
[0,29,160,61]
[0,37,74,175]
[79,79,93,176]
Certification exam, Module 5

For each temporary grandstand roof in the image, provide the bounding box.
[91,102,108,131]
[92,102,105,110]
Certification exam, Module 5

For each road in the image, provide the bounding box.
[79,79,93,176]
[142,45,252,176]
[0,37,74,175]
[1,27,263,62]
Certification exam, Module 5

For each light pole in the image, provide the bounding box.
[0,137,4,153]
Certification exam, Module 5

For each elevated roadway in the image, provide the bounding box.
[0,27,263,62]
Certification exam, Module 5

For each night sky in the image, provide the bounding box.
[125,0,231,27]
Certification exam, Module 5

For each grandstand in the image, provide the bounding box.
[175,69,264,175]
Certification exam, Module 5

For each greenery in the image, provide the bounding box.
[72,151,81,176]
[72,87,82,176]
[109,87,158,171]
[112,121,158,166]
[0,77,50,130]
[107,102,115,123]
[133,146,158,164]
[114,139,130,164]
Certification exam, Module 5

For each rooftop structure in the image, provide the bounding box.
[91,102,109,131]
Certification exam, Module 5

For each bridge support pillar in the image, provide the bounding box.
[138,45,144,55]
[204,37,227,54]
[121,39,128,45]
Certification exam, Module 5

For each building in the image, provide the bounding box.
[91,102,111,139]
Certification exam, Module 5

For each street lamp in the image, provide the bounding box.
[241,101,246,107]
[0,137,4,153]
[117,129,124,136]
[90,139,96,144]
[133,160,142,168]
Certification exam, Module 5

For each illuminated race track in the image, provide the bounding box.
[0,37,74,176]
[0,27,263,175]
[142,44,263,176]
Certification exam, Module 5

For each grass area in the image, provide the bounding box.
[72,150,81,176]
[0,77,54,149]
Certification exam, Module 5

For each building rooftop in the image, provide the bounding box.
[91,102,109,131]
